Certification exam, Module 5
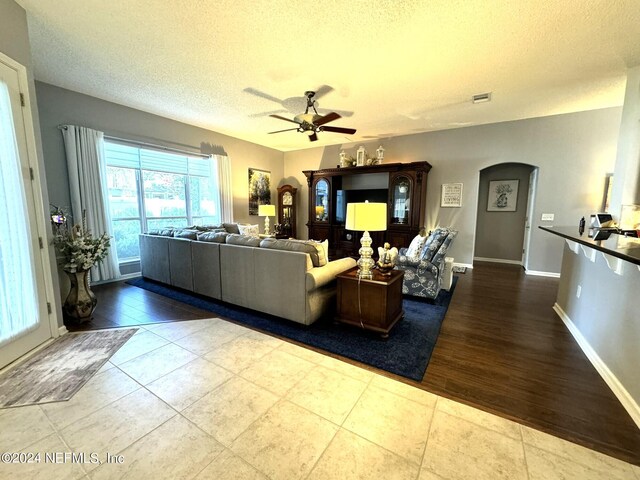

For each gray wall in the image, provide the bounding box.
[0,0,30,66]
[284,108,622,274]
[474,163,533,262]
[35,81,284,226]
[556,243,640,412]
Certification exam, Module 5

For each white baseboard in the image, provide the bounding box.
[525,270,561,278]
[553,303,640,429]
[453,262,473,269]
[473,257,522,265]
[91,273,141,286]
[58,325,68,336]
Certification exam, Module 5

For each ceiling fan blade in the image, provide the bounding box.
[248,109,289,118]
[313,85,334,100]
[309,132,318,142]
[269,114,300,125]
[316,107,354,118]
[268,128,299,134]
[243,87,284,105]
[321,125,357,135]
[314,112,341,126]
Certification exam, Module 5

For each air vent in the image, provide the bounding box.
[472,92,492,104]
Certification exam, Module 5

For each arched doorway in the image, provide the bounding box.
[474,163,538,268]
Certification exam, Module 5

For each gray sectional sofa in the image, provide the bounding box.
[139,230,356,325]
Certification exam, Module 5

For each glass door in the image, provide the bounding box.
[314,179,329,222]
[0,57,53,368]
[391,175,411,224]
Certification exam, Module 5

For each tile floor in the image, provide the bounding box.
[0,317,638,480]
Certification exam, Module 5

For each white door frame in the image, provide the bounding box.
[522,168,539,270]
[0,51,60,364]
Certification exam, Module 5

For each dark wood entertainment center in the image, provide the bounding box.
[303,161,431,258]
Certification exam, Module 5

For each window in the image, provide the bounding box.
[104,142,220,262]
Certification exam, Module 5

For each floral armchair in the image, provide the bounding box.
[395,228,457,299]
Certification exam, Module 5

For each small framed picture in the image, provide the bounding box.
[356,146,366,166]
[487,179,519,212]
[441,183,463,207]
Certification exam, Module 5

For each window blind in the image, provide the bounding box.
[105,141,213,176]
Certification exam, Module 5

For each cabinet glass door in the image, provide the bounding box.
[315,179,329,222]
[282,205,292,236]
[391,176,411,224]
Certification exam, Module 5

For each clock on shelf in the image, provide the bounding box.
[276,185,297,239]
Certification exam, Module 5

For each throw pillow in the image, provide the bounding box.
[422,229,450,262]
[223,223,240,234]
[405,233,427,261]
[238,224,260,237]
[173,229,199,240]
[307,239,329,266]
[197,231,229,243]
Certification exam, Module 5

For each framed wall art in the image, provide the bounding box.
[487,179,519,212]
[248,168,271,215]
[441,183,463,207]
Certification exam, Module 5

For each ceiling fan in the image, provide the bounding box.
[243,85,354,118]
[267,90,357,142]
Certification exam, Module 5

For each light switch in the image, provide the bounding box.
[541,213,555,221]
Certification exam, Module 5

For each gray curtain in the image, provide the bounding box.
[62,125,120,281]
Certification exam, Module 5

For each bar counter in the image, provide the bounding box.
[539,226,640,266]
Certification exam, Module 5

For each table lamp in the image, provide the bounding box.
[258,204,276,235]
[345,201,387,279]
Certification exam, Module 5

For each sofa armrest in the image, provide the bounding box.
[305,257,356,291]
[396,253,421,268]
[416,258,439,276]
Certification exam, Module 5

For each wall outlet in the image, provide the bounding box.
[541,213,555,221]
[576,285,582,298]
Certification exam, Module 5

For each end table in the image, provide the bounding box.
[335,267,404,338]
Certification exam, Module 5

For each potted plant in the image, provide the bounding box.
[52,210,111,321]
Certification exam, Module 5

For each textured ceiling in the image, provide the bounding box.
[16,0,640,151]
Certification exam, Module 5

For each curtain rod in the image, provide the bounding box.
[57,125,212,159]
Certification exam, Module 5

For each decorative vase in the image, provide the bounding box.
[63,269,97,321]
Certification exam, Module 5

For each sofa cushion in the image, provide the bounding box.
[406,233,427,261]
[223,223,240,234]
[187,224,225,232]
[226,234,262,247]
[259,238,325,267]
[197,231,229,243]
[238,224,260,237]
[173,229,199,240]
[157,228,175,237]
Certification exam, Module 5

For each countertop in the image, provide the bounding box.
[539,226,640,266]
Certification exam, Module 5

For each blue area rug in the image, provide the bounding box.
[125,276,458,381]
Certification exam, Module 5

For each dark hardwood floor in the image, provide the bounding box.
[81,263,640,465]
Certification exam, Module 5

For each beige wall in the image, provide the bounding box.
[35,82,284,226]
[284,108,622,274]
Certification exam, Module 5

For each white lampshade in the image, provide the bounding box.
[258,204,276,217]
[345,202,387,232]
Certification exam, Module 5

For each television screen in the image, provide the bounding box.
[336,189,388,223]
